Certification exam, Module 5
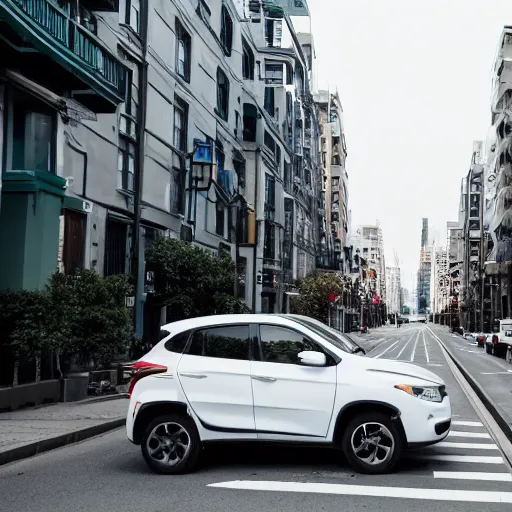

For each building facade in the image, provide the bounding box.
[0,0,354,337]
[385,266,401,315]
[417,218,431,314]
[430,246,449,319]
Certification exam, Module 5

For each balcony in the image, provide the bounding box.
[0,0,128,111]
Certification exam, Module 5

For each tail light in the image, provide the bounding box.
[493,335,499,345]
[125,361,167,397]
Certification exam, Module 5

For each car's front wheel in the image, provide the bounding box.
[342,412,403,474]
[141,414,201,475]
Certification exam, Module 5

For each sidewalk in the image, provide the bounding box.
[0,395,128,466]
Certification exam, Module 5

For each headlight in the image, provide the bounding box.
[395,384,444,403]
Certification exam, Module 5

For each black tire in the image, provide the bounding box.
[141,413,201,475]
[341,412,403,474]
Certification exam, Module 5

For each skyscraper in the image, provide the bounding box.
[417,218,432,313]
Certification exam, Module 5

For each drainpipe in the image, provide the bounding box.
[479,166,485,332]
[252,148,261,313]
[133,0,149,339]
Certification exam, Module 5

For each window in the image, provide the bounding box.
[264,87,275,116]
[286,62,293,85]
[164,330,191,353]
[125,0,140,32]
[62,209,86,275]
[169,158,185,215]
[263,220,276,260]
[173,95,188,152]
[118,65,138,192]
[220,5,233,56]
[258,325,325,365]
[216,201,225,236]
[10,90,55,173]
[265,61,283,84]
[104,219,130,276]
[242,38,254,80]
[175,19,191,82]
[216,67,230,121]
[265,175,276,207]
[243,103,257,142]
[265,18,282,48]
[188,325,250,360]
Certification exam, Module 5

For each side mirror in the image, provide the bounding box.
[298,351,327,367]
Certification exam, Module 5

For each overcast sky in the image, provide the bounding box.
[304,0,511,290]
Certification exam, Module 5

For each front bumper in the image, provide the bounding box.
[401,395,452,445]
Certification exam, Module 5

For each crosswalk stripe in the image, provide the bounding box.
[414,454,503,464]
[434,472,512,482]
[447,431,491,439]
[452,421,483,427]
[434,441,499,450]
[208,480,512,503]
[435,442,499,450]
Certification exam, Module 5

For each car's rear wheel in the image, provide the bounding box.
[141,414,201,475]
[342,412,403,474]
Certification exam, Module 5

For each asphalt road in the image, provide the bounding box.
[1,323,512,512]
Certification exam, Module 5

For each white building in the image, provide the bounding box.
[386,267,401,314]
[430,246,450,316]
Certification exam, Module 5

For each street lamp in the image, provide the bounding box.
[187,140,214,228]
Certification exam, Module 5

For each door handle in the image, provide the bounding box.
[180,372,207,379]
[252,375,277,382]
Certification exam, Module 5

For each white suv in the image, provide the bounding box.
[126,314,451,475]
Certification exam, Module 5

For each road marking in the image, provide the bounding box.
[452,420,483,427]
[395,332,416,359]
[414,454,503,463]
[433,472,512,482]
[410,331,419,361]
[447,431,491,439]
[480,372,512,375]
[208,480,512,503]
[422,330,430,363]
[436,441,499,450]
[375,340,400,359]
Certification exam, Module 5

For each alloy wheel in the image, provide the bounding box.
[350,422,395,466]
[146,421,191,467]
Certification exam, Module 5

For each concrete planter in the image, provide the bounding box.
[0,380,60,412]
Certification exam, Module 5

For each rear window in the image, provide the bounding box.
[164,330,191,353]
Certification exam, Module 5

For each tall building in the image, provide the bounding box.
[0,0,353,335]
[386,267,401,314]
[430,246,449,317]
[417,218,432,313]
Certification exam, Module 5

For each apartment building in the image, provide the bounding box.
[385,266,401,315]
[446,220,463,327]
[314,90,350,273]
[430,246,449,319]
[0,0,344,333]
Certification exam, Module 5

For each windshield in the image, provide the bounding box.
[282,314,362,354]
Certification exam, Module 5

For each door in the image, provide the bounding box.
[63,209,86,274]
[177,324,255,431]
[251,324,337,438]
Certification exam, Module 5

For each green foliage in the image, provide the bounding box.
[291,272,344,324]
[146,237,250,321]
[0,270,136,378]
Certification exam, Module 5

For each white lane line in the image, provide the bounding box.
[435,442,499,450]
[413,454,503,464]
[208,480,512,503]
[395,332,416,360]
[481,371,512,375]
[448,431,491,439]
[433,472,512,482]
[422,330,430,363]
[410,330,420,362]
[452,420,484,427]
[374,340,400,359]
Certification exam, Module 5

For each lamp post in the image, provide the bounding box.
[187,140,214,230]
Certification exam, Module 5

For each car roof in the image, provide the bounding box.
[161,314,301,333]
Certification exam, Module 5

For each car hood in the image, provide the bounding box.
[357,357,445,386]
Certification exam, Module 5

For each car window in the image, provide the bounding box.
[287,317,357,354]
[164,330,191,353]
[188,325,250,361]
[259,325,326,365]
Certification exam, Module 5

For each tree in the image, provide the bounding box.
[146,237,250,322]
[291,272,344,324]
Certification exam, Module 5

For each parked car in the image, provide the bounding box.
[125,314,451,475]
[475,333,490,348]
[486,319,512,360]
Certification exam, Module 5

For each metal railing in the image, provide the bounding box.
[9,0,125,94]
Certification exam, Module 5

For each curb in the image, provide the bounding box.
[430,326,512,446]
[0,418,126,467]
